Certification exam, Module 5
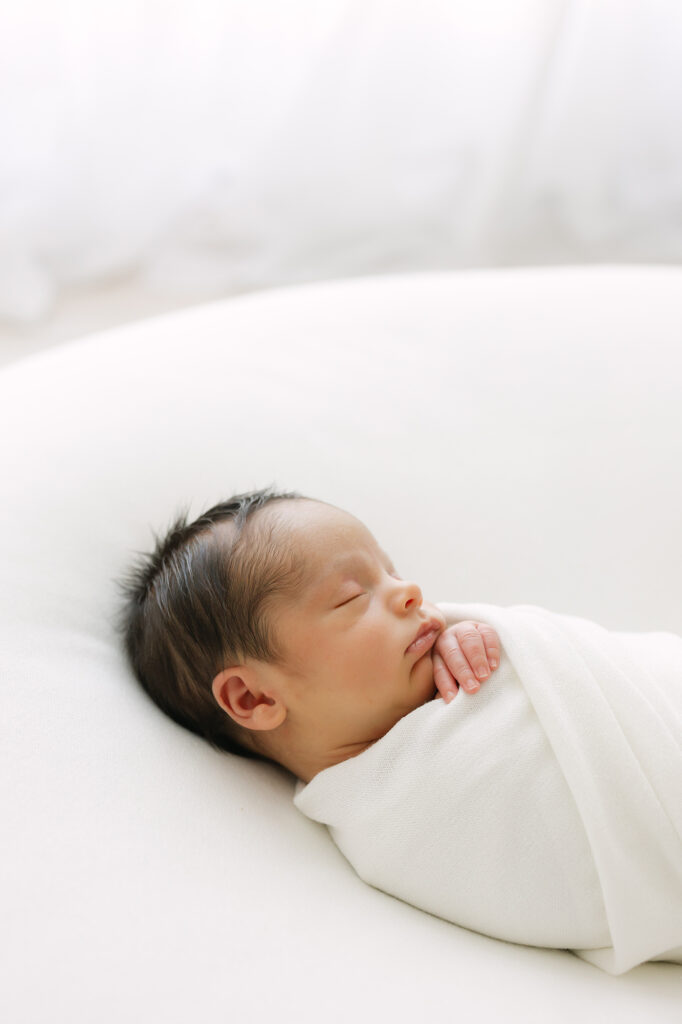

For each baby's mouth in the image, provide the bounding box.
[405,619,442,656]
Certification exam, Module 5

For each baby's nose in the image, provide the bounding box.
[397,578,423,610]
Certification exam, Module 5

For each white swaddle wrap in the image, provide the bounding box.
[294,603,682,974]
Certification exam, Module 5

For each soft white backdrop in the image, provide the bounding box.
[1,0,681,339]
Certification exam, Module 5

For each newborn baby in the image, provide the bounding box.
[122,488,682,975]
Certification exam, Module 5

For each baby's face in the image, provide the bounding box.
[266,501,446,752]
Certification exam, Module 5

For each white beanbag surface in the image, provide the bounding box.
[1,267,681,1022]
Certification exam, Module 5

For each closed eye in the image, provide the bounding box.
[335,592,365,608]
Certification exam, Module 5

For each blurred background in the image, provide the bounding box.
[1,0,681,367]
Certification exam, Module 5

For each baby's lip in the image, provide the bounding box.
[405,617,443,656]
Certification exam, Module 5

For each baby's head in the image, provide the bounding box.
[121,489,445,781]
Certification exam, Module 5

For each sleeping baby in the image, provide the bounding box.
[121,488,682,975]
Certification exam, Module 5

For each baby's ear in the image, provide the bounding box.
[211,667,286,731]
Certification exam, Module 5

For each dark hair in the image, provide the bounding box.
[119,487,305,759]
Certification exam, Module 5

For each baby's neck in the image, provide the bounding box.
[262,684,439,783]
[279,737,378,784]
[274,693,439,783]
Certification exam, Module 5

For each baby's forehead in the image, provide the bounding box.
[267,499,389,577]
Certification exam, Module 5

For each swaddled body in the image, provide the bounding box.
[295,603,682,974]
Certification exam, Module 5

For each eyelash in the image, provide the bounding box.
[335,567,400,607]
[336,592,365,608]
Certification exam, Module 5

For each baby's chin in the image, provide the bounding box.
[410,649,440,709]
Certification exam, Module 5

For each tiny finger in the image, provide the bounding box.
[434,632,480,693]
[455,623,490,680]
[476,624,501,670]
[432,651,459,703]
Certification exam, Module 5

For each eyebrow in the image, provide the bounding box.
[328,552,368,572]
[323,548,395,582]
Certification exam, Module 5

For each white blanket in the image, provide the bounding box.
[294,603,682,974]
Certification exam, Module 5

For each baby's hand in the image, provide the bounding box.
[432,621,501,703]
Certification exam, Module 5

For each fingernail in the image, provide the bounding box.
[466,680,480,693]
[490,659,498,669]
[476,667,489,680]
